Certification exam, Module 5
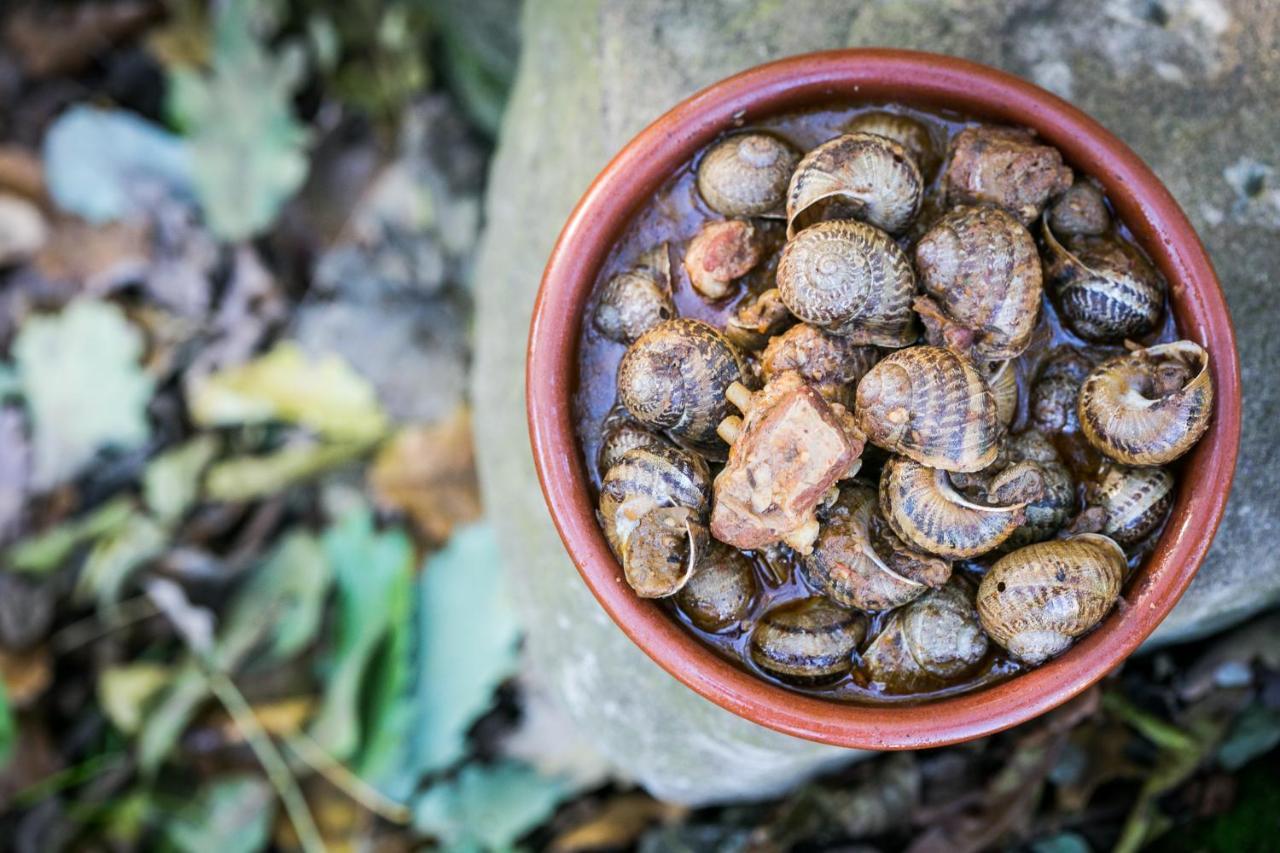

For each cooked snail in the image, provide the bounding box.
[855,346,1000,472]
[593,245,674,344]
[1029,347,1094,433]
[1078,340,1213,465]
[675,541,758,631]
[711,371,865,553]
[913,205,1042,360]
[617,318,746,459]
[787,132,923,236]
[1048,180,1111,237]
[801,483,951,611]
[749,597,867,683]
[987,360,1019,431]
[879,456,1044,559]
[1089,463,1175,548]
[599,445,711,598]
[776,219,918,347]
[861,579,989,693]
[941,125,1072,225]
[760,323,879,409]
[598,404,676,475]
[845,110,940,177]
[998,430,1076,549]
[1043,224,1165,343]
[977,534,1126,665]
[684,219,768,300]
[697,132,800,218]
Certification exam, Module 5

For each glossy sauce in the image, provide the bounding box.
[573,104,1178,704]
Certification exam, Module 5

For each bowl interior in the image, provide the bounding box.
[527,49,1241,749]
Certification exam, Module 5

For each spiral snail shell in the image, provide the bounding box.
[597,404,677,476]
[913,205,1042,361]
[750,597,867,683]
[1089,463,1175,548]
[999,430,1077,549]
[1049,181,1111,237]
[879,456,1044,559]
[1078,340,1213,466]
[861,579,989,694]
[617,318,746,459]
[1043,224,1165,343]
[844,110,941,177]
[987,360,1019,431]
[1030,347,1094,433]
[786,132,923,237]
[593,245,674,344]
[697,132,800,218]
[941,125,1072,225]
[675,540,758,632]
[800,483,951,611]
[855,346,1001,473]
[776,219,918,347]
[759,323,879,409]
[977,533,1126,665]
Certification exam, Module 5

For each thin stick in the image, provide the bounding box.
[286,732,412,824]
[51,596,158,653]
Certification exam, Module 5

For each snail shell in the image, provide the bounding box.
[1090,463,1175,548]
[617,318,746,459]
[1078,340,1213,465]
[598,404,676,475]
[977,534,1126,666]
[941,125,1072,225]
[776,219,918,347]
[749,597,867,683]
[844,110,940,177]
[800,483,950,611]
[1043,225,1165,343]
[1049,181,1111,237]
[1000,430,1077,549]
[683,219,767,301]
[879,456,1042,559]
[855,346,1000,472]
[913,205,1042,361]
[697,132,800,218]
[861,579,989,694]
[593,245,674,344]
[599,445,712,598]
[675,540,758,631]
[1030,347,1094,433]
[760,323,880,409]
[987,360,1019,431]
[786,132,923,237]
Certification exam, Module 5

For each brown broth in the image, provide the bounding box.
[573,103,1178,704]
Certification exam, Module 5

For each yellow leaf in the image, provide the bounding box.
[99,663,172,734]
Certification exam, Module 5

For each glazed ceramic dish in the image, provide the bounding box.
[526,50,1240,749]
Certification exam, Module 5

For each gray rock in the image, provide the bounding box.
[472,0,1280,804]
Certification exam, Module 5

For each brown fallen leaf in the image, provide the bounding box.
[552,793,687,852]
[0,645,53,708]
[0,145,48,208]
[3,0,162,77]
[369,407,482,543]
[32,218,151,294]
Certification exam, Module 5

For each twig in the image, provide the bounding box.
[286,731,412,824]
[50,595,158,653]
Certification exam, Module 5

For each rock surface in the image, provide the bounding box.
[473,0,1280,804]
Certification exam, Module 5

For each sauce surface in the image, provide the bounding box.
[573,103,1177,704]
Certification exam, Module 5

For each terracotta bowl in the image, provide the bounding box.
[526,49,1241,749]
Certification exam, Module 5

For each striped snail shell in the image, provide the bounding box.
[786,132,923,237]
[999,430,1077,550]
[675,540,758,632]
[749,597,868,684]
[1078,340,1213,466]
[844,110,941,177]
[593,245,674,344]
[1043,224,1165,343]
[977,534,1126,666]
[987,360,1019,431]
[697,132,800,218]
[597,404,677,476]
[1029,346,1094,433]
[854,346,1000,473]
[1089,463,1175,548]
[776,219,919,347]
[861,579,989,694]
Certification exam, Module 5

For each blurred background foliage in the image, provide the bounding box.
[0,1,1276,851]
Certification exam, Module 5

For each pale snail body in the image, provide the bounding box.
[1000,430,1076,550]
[749,597,868,683]
[844,111,940,177]
[1078,340,1213,466]
[941,125,1073,225]
[597,405,676,476]
[861,579,989,694]
[854,346,1001,473]
[913,205,1042,360]
[775,219,918,347]
[977,534,1126,666]
[988,360,1018,431]
[697,132,800,218]
[879,456,1038,559]
[675,541,758,631]
[786,132,923,237]
[800,483,951,612]
[617,318,745,459]
[599,445,712,598]
[760,322,879,409]
[1092,464,1175,548]
[1043,224,1165,343]
[593,245,674,344]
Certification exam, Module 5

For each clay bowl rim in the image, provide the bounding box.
[526,48,1242,750]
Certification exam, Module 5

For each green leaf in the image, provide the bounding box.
[144,435,219,522]
[99,664,173,735]
[165,775,275,853]
[416,523,520,774]
[167,0,308,239]
[309,508,414,761]
[14,301,154,489]
[0,678,13,768]
[42,105,193,223]
[204,441,371,502]
[1217,703,1280,771]
[188,341,388,443]
[75,512,169,611]
[414,761,572,851]
[5,496,134,574]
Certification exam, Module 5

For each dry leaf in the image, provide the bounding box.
[368,408,481,542]
[32,219,151,294]
[3,1,161,77]
[0,646,53,708]
[552,794,686,853]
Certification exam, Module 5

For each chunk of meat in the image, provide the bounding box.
[942,126,1072,225]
